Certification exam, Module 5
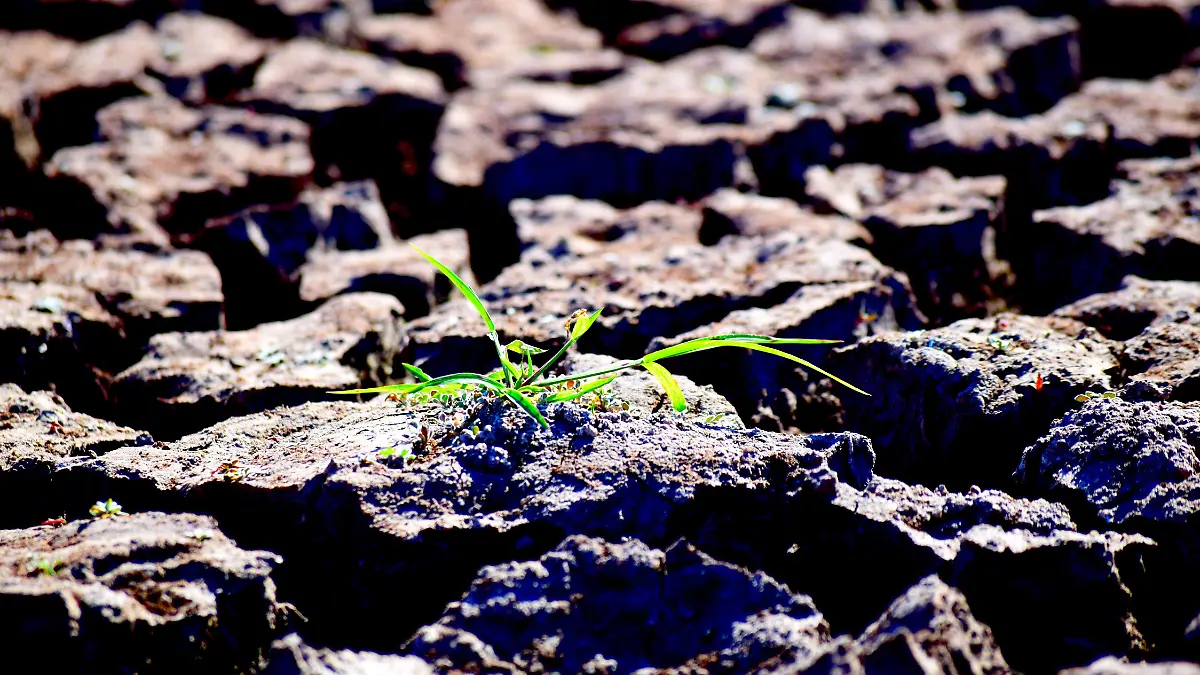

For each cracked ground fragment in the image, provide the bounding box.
[43,96,313,243]
[353,0,623,91]
[435,8,1079,207]
[110,293,406,439]
[0,512,282,673]
[824,314,1120,488]
[407,535,831,673]
[1021,155,1200,312]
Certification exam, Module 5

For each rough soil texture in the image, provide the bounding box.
[804,164,1009,323]
[1020,156,1200,312]
[0,383,152,471]
[1017,395,1200,657]
[352,0,620,91]
[408,534,832,673]
[264,634,435,675]
[109,292,407,439]
[755,574,1012,673]
[2,228,224,340]
[1054,277,1200,341]
[3,0,1200,673]
[43,96,314,244]
[822,313,1121,488]
[0,511,282,673]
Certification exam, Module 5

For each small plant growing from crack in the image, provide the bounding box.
[27,556,64,577]
[89,498,127,518]
[702,411,729,425]
[377,445,412,463]
[333,245,868,428]
[212,460,245,482]
[1075,390,1119,403]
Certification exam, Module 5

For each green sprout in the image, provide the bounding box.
[378,446,412,462]
[332,244,868,429]
[1075,391,1119,403]
[987,335,1014,352]
[211,460,245,482]
[88,498,127,519]
[28,556,64,577]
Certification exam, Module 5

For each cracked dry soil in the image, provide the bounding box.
[2,0,1200,673]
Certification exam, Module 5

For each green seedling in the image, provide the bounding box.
[28,556,64,577]
[89,498,126,519]
[378,446,412,462]
[212,460,244,482]
[185,528,214,542]
[1075,391,1119,403]
[987,335,1014,352]
[333,244,868,428]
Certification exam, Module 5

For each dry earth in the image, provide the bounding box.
[2,0,1200,673]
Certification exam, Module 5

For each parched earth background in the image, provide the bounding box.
[3,0,1200,673]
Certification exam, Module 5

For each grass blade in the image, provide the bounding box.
[703,333,842,345]
[500,356,522,383]
[333,372,483,397]
[504,387,549,428]
[642,362,686,413]
[330,383,421,395]
[643,337,723,363]
[410,242,495,332]
[334,373,551,428]
[720,341,870,396]
[521,337,577,386]
[534,358,640,387]
[644,334,840,363]
[544,374,620,403]
[402,363,432,382]
[570,308,604,340]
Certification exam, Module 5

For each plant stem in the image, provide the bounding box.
[521,338,576,387]
[531,358,642,387]
[489,332,514,388]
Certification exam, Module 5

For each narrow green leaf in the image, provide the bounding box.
[500,356,522,382]
[334,373,480,397]
[534,358,640,387]
[410,242,495,332]
[330,383,420,395]
[545,375,620,403]
[504,388,549,428]
[402,363,432,382]
[642,362,687,413]
[521,337,578,386]
[506,339,547,355]
[642,337,723,363]
[688,333,842,345]
[643,334,840,363]
[720,341,870,396]
[490,331,514,388]
[570,308,604,340]
[335,373,550,427]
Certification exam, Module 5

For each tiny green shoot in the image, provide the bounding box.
[1075,391,1119,403]
[28,556,64,577]
[378,446,412,462]
[987,335,1014,352]
[332,244,868,428]
[89,498,126,519]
